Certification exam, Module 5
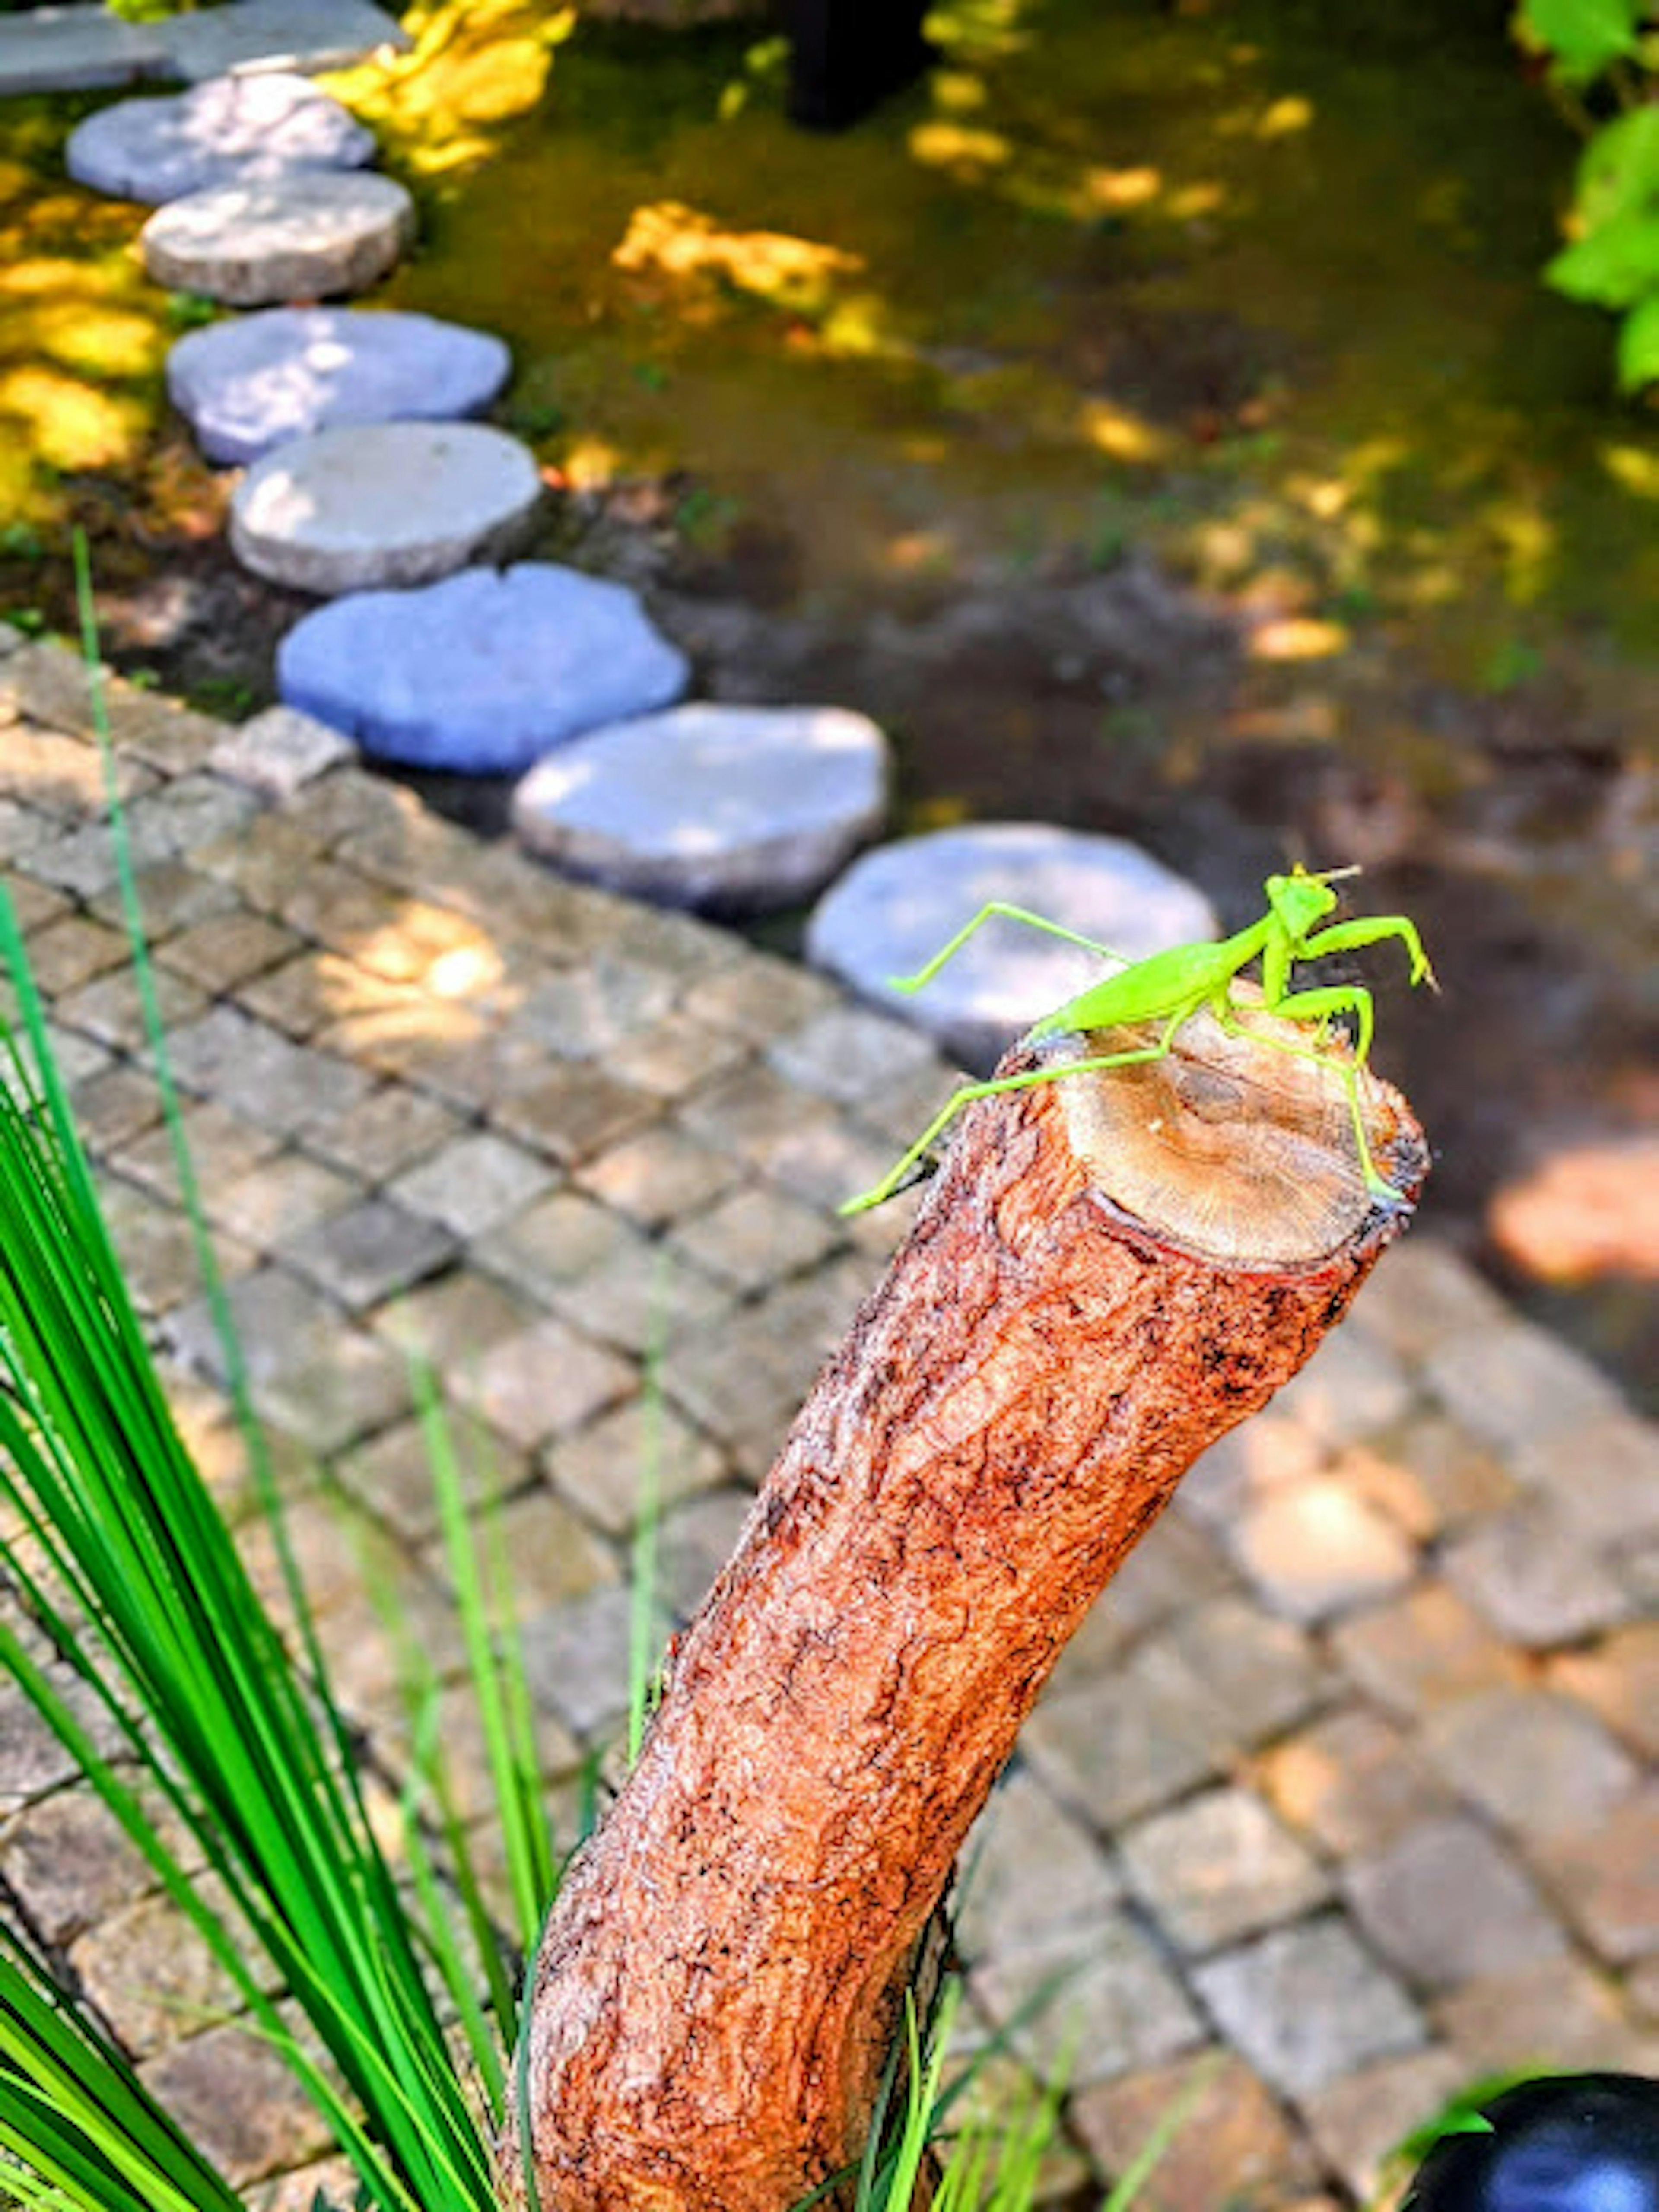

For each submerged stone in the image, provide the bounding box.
[0,10,168,97]
[806,823,1218,1071]
[277,563,690,774]
[512,704,889,916]
[167,307,512,465]
[141,170,415,307]
[67,73,374,204]
[160,0,411,82]
[229,421,543,594]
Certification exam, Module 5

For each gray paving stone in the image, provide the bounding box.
[1071,2052,1319,2212]
[448,1315,634,1450]
[231,422,543,594]
[388,1130,556,1240]
[1433,1955,1650,2076]
[1191,1918,1425,2098]
[0,7,168,96]
[519,1584,636,1737]
[277,563,690,774]
[1442,1498,1635,1648]
[142,170,416,308]
[1270,1324,1414,1449]
[280,1196,457,1310]
[159,0,410,81]
[1419,1686,1640,1840]
[1422,1316,1625,1455]
[1229,1473,1417,1626]
[1118,1786,1331,1955]
[806,822,1217,1071]
[973,1908,1204,2088]
[68,73,372,203]
[208,703,354,795]
[955,1766,1122,1962]
[1023,1639,1230,1830]
[1331,1584,1524,1718]
[1300,2049,1466,2202]
[513,704,889,917]
[141,2020,335,2186]
[1342,1814,1567,1993]
[544,1397,729,1537]
[169,305,512,465]
[1526,1790,1659,1967]
[1256,1706,1452,1859]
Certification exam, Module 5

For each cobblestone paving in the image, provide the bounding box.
[0,629,1654,2209]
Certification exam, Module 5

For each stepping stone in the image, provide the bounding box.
[141,170,415,307]
[230,421,543,593]
[168,308,512,465]
[0,8,168,97]
[512,705,890,918]
[67,74,375,206]
[277,564,690,775]
[160,0,411,82]
[806,823,1217,1071]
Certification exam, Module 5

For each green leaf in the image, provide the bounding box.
[1616,289,1659,389]
[1576,106,1659,232]
[1546,210,1659,305]
[1520,0,1643,80]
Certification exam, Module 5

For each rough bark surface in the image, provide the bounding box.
[499,1020,1428,2212]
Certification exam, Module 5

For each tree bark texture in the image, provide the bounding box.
[499,1011,1428,2212]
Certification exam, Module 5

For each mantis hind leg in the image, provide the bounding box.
[840,1036,1179,1215]
[1216,983,1397,1199]
[888,903,1128,997]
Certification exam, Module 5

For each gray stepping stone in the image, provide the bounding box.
[141,170,415,307]
[67,73,374,206]
[161,0,411,82]
[0,9,168,97]
[512,705,890,918]
[806,823,1218,1071]
[277,563,690,775]
[229,421,543,594]
[168,307,512,466]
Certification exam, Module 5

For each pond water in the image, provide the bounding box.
[0,0,1653,1398]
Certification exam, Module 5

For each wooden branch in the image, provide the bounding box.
[498,1008,1427,2212]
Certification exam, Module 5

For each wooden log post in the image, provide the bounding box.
[498,1005,1429,2212]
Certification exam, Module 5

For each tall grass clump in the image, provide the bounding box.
[0,547,557,2212]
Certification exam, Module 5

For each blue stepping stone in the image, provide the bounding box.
[67,73,374,205]
[168,307,512,465]
[806,823,1218,1072]
[278,564,691,775]
[512,704,890,917]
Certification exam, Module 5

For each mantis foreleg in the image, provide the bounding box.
[887,903,1128,996]
[1297,913,1435,989]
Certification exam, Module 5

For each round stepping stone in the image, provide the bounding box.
[140,169,415,306]
[67,73,374,204]
[277,563,691,774]
[167,307,512,465]
[806,824,1218,1071]
[230,421,543,594]
[512,705,890,918]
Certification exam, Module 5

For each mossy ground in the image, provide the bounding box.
[0,0,1652,1391]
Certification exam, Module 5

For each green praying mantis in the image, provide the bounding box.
[841,864,1436,1216]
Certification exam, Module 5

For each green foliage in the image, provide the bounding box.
[1519,0,1645,82]
[1518,0,1659,390]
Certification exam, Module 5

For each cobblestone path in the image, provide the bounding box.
[0,628,1653,2210]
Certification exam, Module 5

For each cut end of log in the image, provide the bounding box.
[1049,1000,1428,1268]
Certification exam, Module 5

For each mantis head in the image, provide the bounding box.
[1265,863,1358,944]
